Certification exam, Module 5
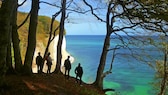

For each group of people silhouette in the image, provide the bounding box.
[36,52,52,74]
[36,52,83,85]
[64,56,83,84]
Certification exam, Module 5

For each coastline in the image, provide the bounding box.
[32,35,74,73]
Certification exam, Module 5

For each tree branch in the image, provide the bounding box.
[39,1,61,8]
[101,45,121,78]
[18,0,27,7]
[113,23,140,33]
[50,10,62,41]
[17,10,31,29]
[83,0,106,22]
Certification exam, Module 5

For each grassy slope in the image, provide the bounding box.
[17,12,60,60]
[17,12,60,34]
[1,74,104,95]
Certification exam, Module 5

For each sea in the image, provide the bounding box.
[65,35,164,95]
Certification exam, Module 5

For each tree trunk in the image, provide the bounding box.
[159,49,168,95]
[6,32,14,74]
[42,17,55,73]
[55,0,66,74]
[24,0,39,75]
[94,2,112,89]
[94,34,110,89]
[12,0,23,73]
[0,0,14,85]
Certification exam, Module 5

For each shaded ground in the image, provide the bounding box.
[0,74,104,95]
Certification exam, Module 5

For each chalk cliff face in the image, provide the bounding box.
[32,35,74,73]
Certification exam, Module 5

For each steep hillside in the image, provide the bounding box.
[17,12,60,34]
[2,74,104,95]
[16,12,72,73]
[17,12,60,61]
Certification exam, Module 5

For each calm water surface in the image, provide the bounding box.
[65,35,160,95]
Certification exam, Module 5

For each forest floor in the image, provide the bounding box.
[0,73,105,95]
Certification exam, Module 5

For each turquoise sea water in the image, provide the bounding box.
[65,35,161,95]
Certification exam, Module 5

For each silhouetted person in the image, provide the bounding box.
[75,63,83,85]
[36,52,43,73]
[45,52,52,74]
[64,56,71,79]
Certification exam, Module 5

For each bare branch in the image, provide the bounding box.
[17,10,31,29]
[18,0,27,7]
[40,1,61,8]
[102,45,121,78]
[43,10,61,60]
[51,25,60,41]
[113,23,140,33]
[50,10,62,41]
[83,0,106,22]
[66,0,73,9]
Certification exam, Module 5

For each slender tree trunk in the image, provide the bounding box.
[24,0,39,75]
[0,0,14,85]
[55,0,66,74]
[94,2,112,89]
[6,28,14,74]
[12,0,23,73]
[94,34,110,89]
[42,17,55,73]
[159,49,168,95]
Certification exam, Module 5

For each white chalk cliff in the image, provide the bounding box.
[32,35,74,73]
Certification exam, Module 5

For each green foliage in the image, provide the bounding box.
[17,12,60,35]
[139,0,168,22]
[150,35,168,95]
[17,12,61,61]
[153,60,168,95]
[155,61,165,78]
[147,38,154,45]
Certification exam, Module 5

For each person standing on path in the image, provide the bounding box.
[64,56,71,79]
[46,52,52,74]
[75,63,83,85]
[36,52,43,73]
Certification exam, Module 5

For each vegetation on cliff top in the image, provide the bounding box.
[17,12,62,60]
